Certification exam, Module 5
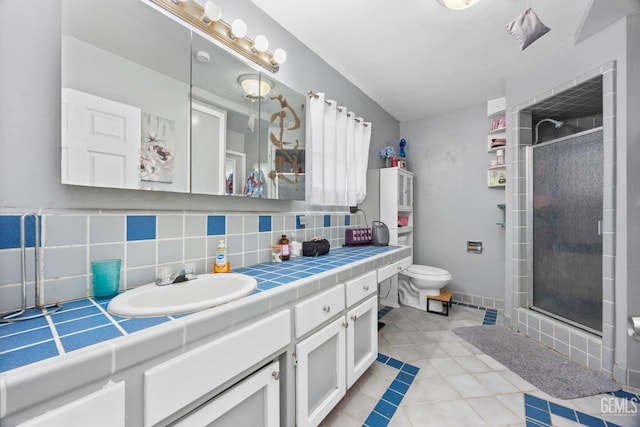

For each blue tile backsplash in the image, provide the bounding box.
[0,211,365,314]
[207,215,226,235]
[0,215,38,249]
[126,215,157,241]
[258,215,271,232]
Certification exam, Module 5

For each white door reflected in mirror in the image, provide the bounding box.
[225,150,246,195]
[61,88,141,189]
[191,102,227,195]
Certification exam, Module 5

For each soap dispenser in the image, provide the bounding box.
[213,240,230,273]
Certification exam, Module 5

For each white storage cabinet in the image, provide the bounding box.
[295,271,378,426]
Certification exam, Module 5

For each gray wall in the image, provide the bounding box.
[0,0,399,212]
[400,104,506,302]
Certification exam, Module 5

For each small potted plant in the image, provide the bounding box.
[379,145,397,168]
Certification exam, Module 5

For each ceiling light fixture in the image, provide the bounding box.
[155,0,286,73]
[437,0,480,10]
[238,74,274,99]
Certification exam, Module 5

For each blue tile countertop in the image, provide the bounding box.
[0,245,404,373]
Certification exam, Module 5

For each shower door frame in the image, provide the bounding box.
[508,62,617,379]
[525,127,604,336]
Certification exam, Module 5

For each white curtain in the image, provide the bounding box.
[308,93,372,206]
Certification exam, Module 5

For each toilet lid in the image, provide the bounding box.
[407,265,450,276]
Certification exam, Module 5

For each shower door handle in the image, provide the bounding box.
[597,220,602,236]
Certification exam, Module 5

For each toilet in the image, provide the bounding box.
[398,265,452,312]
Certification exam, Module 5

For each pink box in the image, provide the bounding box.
[398,216,409,227]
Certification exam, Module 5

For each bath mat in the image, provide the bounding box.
[453,325,620,400]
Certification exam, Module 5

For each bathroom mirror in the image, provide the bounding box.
[61,0,192,192]
[190,32,260,196]
[61,0,305,199]
[257,79,306,200]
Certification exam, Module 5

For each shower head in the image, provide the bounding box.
[533,118,565,144]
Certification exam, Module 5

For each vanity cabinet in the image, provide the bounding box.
[380,167,414,247]
[295,317,347,427]
[17,382,125,427]
[295,272,378,427]
[346,296,378,388]
[172,361,280,427]
[144,310,290,426]
[2,248,411,427]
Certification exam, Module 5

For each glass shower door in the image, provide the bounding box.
[531,130,603,333]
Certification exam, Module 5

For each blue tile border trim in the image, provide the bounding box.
[363,353,419,427]
[378,306,393,320]
[483,308,498,325]
[523,393,624,427]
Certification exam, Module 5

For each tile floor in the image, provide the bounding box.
[320,304,640,427]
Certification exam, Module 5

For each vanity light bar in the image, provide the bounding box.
[149,0,282,73]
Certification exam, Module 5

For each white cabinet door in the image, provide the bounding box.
[145,310,291,427]
[346,296,378,388]
[398,170,413,210]
[172,361,280,427]
[295,317,346,427]
[18,382,125,427]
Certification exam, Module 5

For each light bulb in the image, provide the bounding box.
[230,19,248,39]
[437,0,480,10]
[253,35,269,53]
[272,48,287,65]
[203,1,222,21]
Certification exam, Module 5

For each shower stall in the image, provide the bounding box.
[529,128,603,334]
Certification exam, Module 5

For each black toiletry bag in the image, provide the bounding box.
[302,238,330,257]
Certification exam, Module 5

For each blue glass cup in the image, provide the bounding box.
[91,259,121,299]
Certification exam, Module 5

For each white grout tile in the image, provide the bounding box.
[402,402,452,427]
[453,355,493,374]
[473,371,521,394]
[467,396,523,426]
[434,399,489,426]
[445,373,492,398]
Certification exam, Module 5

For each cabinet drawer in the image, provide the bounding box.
[18,382,125,427]
[345,271,377,307]
[377,256,412,282]
[144,310,291,427]
[295,285,345,339]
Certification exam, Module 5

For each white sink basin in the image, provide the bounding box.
[107,273,257,317]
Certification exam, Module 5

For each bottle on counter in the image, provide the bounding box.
[279,234,290,260]
[290,232,302,258]
[213,240,231,273]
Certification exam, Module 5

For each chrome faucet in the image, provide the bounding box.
[156,264,197,286]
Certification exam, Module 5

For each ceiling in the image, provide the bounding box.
[250,0,640,122]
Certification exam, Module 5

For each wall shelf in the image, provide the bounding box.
[497,204,506,228]
[487,97,506,189]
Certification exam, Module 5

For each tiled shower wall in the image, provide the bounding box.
[0,210,363,313]
[508,63,620,383]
